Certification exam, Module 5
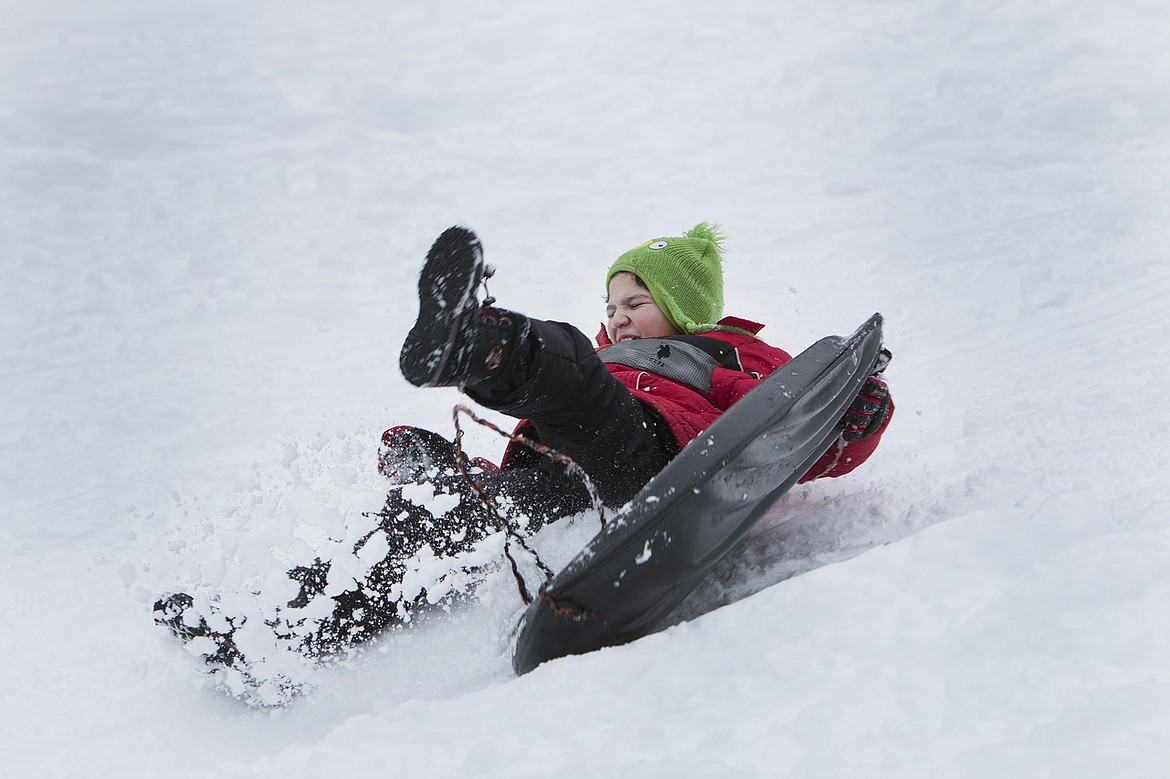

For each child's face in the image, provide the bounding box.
[606,272,680,343]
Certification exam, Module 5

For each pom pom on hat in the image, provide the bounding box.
[606,222,736,334]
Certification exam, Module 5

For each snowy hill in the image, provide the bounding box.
[2,1,1168,776]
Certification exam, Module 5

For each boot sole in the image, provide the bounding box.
[399,226,485,387]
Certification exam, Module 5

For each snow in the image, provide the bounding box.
[2,0,1169,775]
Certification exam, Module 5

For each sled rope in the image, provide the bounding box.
[534,588,594,621]
[451,404,607,605]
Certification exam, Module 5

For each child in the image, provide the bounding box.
[155,223,892,697]
[391,222,891,505]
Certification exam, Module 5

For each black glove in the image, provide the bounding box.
[841,375,891,442]
[378,426,462,484]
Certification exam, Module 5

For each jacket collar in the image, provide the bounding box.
[595,316,765,348]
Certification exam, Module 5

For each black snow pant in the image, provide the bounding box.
[155,319,679,675]
[468,318,678,509]
[304,318,679,653]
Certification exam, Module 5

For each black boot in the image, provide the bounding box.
[153,592,246,670]
[400,226,531,389]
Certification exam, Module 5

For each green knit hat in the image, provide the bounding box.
[607,222,743,335]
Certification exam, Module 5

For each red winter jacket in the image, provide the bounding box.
[501,316,891,483]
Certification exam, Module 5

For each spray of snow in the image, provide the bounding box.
[1,0,1168,776]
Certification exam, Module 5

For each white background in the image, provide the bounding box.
[2,1,1168,776]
